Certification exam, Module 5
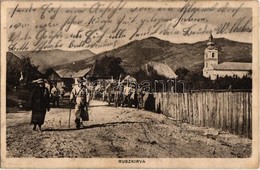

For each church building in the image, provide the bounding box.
[203,34,252,80]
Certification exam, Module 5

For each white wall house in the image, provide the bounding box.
[203,34,252,80]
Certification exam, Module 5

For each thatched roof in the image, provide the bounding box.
[145,61,177,79]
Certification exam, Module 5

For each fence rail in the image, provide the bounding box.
[149,92,252,138]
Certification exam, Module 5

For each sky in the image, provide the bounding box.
[5,1,253,54]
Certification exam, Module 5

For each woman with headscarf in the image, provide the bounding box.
[30,78,50,131]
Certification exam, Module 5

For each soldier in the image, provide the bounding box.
[136,85,144,109]
[58,85,65,103]
[122,84,131,107]
[51,84,60,107]
[105,82,113,105]
[70,78,89,129]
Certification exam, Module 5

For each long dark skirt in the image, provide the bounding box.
[31,111,46,125]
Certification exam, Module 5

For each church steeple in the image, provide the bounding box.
[209,33,213,42]
[207,33,215,46]
[203,33,219,79]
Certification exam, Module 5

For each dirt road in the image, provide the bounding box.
[6,100,251,158]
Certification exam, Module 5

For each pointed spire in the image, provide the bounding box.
[207,33,215,46]
[209,33,213,42]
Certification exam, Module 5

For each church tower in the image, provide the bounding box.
[203,34,218,78]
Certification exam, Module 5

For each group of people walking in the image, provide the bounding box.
[29,76,144,131]
[104,83,144,109]
[30,78,89,131]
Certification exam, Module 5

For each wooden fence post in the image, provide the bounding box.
[152,91,252,137]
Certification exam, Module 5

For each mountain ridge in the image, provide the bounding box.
[9,49,95,73]
[8,37,252,74]
[87,36,252,73]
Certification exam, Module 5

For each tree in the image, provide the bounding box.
[7,55,40,87]
[7,58,20,86]
[215,76,252,90]
[93,55,125,79]
[175,67,190,80]
[174,67,252,91]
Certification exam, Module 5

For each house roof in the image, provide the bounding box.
[213,62,252,71]
[73,68,91,78]
[53,67,91,78]
[8,51,26,59]
[55,68,75,78]
[7,52,20,63]
[145,61,177,79]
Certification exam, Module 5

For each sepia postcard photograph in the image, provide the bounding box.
[1,0,259,168]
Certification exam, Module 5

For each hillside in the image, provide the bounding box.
[8,37,252,74]
[10,49,95,73]
[58,37,252,74]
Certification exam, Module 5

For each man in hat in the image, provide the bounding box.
[70,77,89,129]
[30,78,50,131]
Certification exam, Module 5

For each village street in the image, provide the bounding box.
[6,100,251,158]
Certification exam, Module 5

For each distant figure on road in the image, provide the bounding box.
[59,86,65,103]
[51,85,60,107]
[30,78,50,131]
[122,85,131,107]
[70,78,89,129]
[136,85,144,109]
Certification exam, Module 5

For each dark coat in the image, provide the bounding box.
[30,85,50,125]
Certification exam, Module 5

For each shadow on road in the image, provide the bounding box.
[43,121,145,132]
[88,105,109,107]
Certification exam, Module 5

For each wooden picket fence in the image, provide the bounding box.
[151,92,252,138]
